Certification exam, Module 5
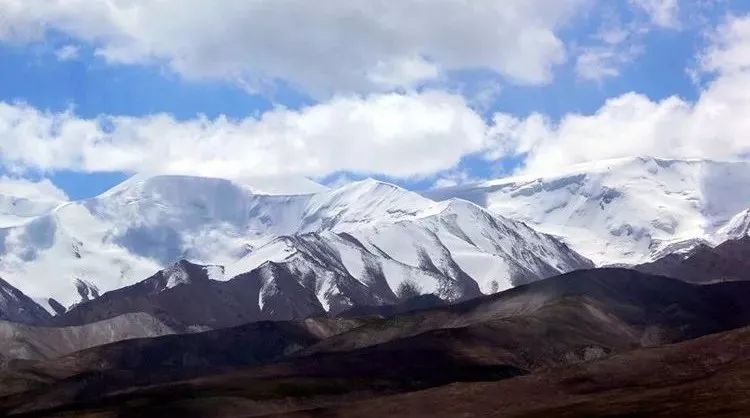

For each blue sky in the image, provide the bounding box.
[2,0,750,199]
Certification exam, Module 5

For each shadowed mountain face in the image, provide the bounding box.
[336,294,446,319]
[3,268,750,417]
[0,278,51,325]
[54,260,327,331]
[288,325,750,418]
[304,268,750,357]
[637,235,750,283]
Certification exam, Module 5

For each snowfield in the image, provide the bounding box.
[426,157,750,266]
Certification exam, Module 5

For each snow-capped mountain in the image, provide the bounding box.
[227,198,590,313]
[0,174,590,313]
[426,157,750,266]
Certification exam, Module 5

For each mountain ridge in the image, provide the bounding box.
[0,175,589,313]
[426,156,750,265]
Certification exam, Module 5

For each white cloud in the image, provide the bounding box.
[630,0,680,29]
[575,45,642,82]
[0,0,584,96]
[699,14,750,76]
[431,169,481,188]
[574,5,660,83]
[488,14,750,175]
[0,176,68,201]
[54,44,79,61]
[0,92,489,179]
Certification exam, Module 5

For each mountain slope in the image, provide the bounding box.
[637,235,750,283]
[305,268,750,356]
[54,260,327,330]
[301,325,750,418]
[4,269,750,417]
[0,312,174,366]
[58,203,593,327]
[0,176,589,312]
[716,206,750,241]
[227,199,591,309]
[426,157,750,265]
[0,278,51,325]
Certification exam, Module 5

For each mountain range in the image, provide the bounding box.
[2,156,750,416]
[1,157,749,325]
[0,173,591,318]
[426,156,750,265]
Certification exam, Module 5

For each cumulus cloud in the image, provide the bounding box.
[0,177,68,201]
[488,14,750,175]
[10,8,750,185]
[699,14,750,75]
[0,92,489,179]
[0,0,584,96]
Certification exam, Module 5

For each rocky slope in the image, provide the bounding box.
[637,235,750,283]
[0,278,51,325]
[0,312,174,366]
[3,268,750,416]
[302,325,750,418]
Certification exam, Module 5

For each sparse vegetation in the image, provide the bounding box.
[396,279,422,300]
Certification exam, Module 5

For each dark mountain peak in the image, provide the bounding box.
[637,235,750,284]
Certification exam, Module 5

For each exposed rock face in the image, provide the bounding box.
[637,235,750,283]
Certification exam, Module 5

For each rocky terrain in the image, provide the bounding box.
[1,268,749,417]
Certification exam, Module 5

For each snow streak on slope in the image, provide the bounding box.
[227,198,591,314]
[716,208,750,242]
[0,174,589,313]
[426,157,750,266]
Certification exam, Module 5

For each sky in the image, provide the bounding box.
[2,0,750,200]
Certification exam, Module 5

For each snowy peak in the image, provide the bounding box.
[225,195,591,311]
[716,207,750,242]
[144,260,225,293]
[300,178,435,232]
[427,157,750,266]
